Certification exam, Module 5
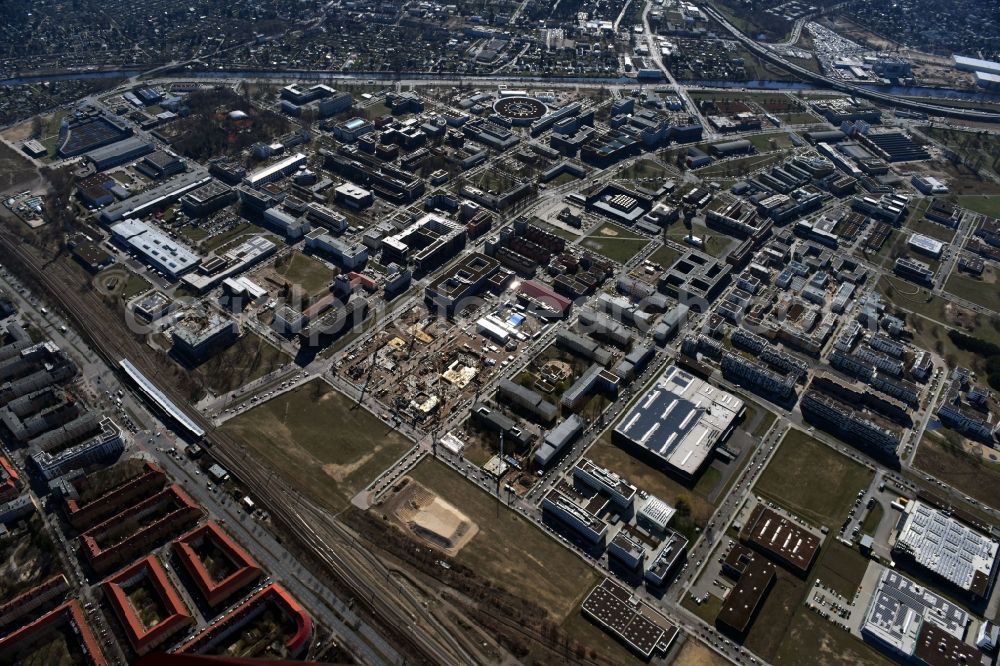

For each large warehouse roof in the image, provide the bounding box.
[614,365,743,477]
[893,500,999,598]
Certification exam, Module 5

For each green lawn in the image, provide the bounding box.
[945,268,1000,313]
[220,380,412,511]
[647,243,682,269]
[747,132,793,152]
[580,223,650,264]
[274,251,334,296]
[861,503,883,536]
[696,151,791,179]
[877,275,947,321]
[122,274,152,301]
[202,222,259,252]
[619,159,669,182]
[192,332,290,394]
[681,591,724,625]
[178,224,211,244]
[664,224,731,258]
[906,214,956,244]
[958,195,1000,218]
[755,429,873,528]
[777,112,819,124]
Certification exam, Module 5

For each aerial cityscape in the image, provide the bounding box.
[1,0,1000,665]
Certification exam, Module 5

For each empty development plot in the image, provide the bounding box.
[220,380,412,511]
[915,430,1000,508]
[271,250,334,297]
[580,223,650,264]
[773,605,893,666]
[0,142,37,193]
[381,476,478,556]
[671,639,730,666]
[406,458,599,622]
[754,429,873,528]
[945,266,1000,313]
[192,332,290,395]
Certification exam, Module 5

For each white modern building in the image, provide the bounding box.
[110,219,199,279]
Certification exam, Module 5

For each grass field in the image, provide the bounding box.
[958,195,1000,218]
[202,222,259,252]
[945,267,1000,313]
[877,275,947,321]
[192,332,290,394]
[744,571,805,661]
[178,224,211,244]
[747,132,793,152]
[220,380,411,511]
[0,142,37,193]
[810,541,869,599]
[681,591,724,625]
[407,458,599,622]
[619,159,669,182]
[772,606,893,666]
[664,223,731,258]
[672,637,730,666]
[905,214,956,244]
[861,502,883,536]
[647,243,682,269]
[274,251,334,296]
[915,430,1000,508]
[754,429,873,528]
[878,274,1000,373]
[580,223,650,264]
[121,274,152,301]
[696,151,791,179]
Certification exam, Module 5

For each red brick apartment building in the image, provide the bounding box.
[172,520,263,607]
[101,554,193,655]
[80,483,202,574]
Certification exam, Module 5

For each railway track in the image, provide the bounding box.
[0,227,474,666]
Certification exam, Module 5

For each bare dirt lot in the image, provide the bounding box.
[381,476,478,556]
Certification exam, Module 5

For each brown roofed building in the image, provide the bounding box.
[742,504,821,577]
[0,599,107,666]
[716,553,776,638]
[912,622,980,666]
[172,520,263,607]
[102,555,193,655]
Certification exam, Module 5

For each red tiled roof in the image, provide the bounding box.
[0,455,19,501]
[102,555,192,655]
[172,520,262,607]
[80,484,202,574]
[0,599,107,666]
[175,583,312,657]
